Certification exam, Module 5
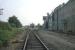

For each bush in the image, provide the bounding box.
[0,40,3,47]
[0,21,12,30]
[0,30,8,47]
[0,29,18,47]
[0,21,22,47]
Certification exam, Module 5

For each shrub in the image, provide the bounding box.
[0,21,12,31]
[0,21,22,47]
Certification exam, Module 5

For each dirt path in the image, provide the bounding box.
[38,30,75,50]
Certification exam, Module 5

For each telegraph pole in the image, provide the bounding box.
[0,8,3,21]
[0,8,3,15]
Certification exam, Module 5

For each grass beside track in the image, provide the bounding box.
[0,21,23,47]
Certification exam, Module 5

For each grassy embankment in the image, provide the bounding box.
[0,21,22,47]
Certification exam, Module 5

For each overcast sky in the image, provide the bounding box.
[0,0,69,26]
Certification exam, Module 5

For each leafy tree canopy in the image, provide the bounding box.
[8,15,22,28]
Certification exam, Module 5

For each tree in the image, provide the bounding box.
[8,15,22,28]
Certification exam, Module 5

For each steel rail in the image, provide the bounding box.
[34,33,49,50]
[23,31,49,50]
[23,33,29,50]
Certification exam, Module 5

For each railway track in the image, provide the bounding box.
[23,31,49,50]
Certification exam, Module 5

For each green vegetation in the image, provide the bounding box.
[0,21,12,30]
[8,15,22,28]
[0,16,22,47]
